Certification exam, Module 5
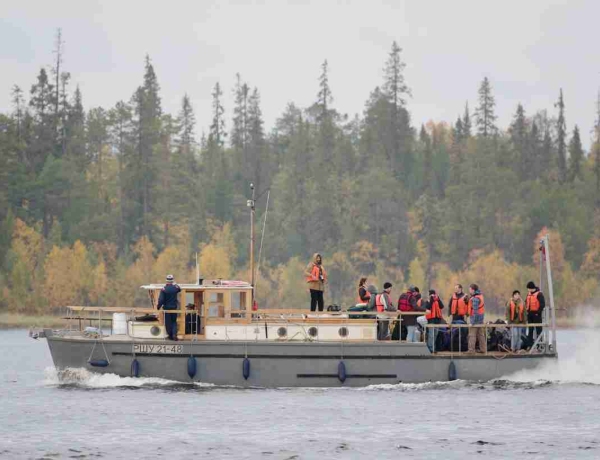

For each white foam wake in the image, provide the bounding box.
[504,306,600,385]
[43,367,215,388]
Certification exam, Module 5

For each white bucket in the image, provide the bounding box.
[112,313,127,335]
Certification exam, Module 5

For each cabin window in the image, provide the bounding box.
[231,292,248,318]
[208,292,225,318]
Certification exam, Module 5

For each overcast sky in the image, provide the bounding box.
[2,0,599,148]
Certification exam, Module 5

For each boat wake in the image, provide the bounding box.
[43,367,216,390]
[501,322,600,387]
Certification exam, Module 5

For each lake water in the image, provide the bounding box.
[1,328,599,460]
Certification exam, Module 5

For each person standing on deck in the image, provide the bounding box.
[526,281,545,346]
[375,282,394,340]
[449,284,469,323]
[305,253,327,312]
[467,284,487,353]
[424,289,444,350]
[157,274,181,341]
[397,285,426,342]
[356,277,370,306]
[506,290,526,351]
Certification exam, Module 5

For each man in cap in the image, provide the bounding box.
[157,274,181,340]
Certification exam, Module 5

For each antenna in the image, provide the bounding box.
[196,252,200,285]
[255,189,271,296]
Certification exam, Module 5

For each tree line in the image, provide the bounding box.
[1,31,599,315]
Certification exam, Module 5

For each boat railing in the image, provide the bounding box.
[424,322,553,355]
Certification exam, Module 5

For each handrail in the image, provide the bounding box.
[424,323,551,328]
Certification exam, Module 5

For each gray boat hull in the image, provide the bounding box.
[44,330,556,387]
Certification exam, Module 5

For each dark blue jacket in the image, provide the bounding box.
[157,283,181,310]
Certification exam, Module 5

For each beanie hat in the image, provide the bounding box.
[166,274,174,283]
[408,284,415,292]
[526,281,536,289]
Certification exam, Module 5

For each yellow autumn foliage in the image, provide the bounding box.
[43,241,94,309]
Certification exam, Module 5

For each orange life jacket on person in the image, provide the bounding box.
[509,300,524,322]
[468,294,485,316]
[450,293,468,316]
[425,295,443,320]
[306,264,326,283]
[526,291,541,313]
[357,286,371,304]
[375,293,386,313]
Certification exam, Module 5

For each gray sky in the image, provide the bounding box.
[2,0,599,148]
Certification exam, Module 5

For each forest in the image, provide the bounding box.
[1,31,600,316]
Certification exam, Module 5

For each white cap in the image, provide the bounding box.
[166,274,174,282]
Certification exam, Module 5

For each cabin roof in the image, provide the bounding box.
[141,281,252,291]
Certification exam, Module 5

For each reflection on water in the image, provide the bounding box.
[1,328,599,460]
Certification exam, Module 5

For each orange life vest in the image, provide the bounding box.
[509,300,524,322]
[357,286,371,304]
[426,295,443,320]
[375,294,386,313]
[468,294,485,316]
[526,291,541,312]
[306,264,326,283]
[450,293,468,316]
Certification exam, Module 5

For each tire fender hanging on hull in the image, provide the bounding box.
[448,361,457,381]
[187,356,197,379]
[131,358,140,377]
[242,357,250,380]
[338,361,347,383]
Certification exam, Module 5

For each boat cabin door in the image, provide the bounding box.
[182,289,205,338]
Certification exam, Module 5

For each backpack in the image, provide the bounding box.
[398,292,413,312]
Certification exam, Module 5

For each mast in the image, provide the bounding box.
[248,183,256,290]
[542,234,557,353]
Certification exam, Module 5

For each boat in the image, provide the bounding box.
[41,186,558,387]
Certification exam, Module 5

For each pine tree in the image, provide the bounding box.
[567,125,583,183]
[556,89,567,183]
[475,77,497,137]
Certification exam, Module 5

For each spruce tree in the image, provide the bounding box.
[420,124,433,191]
[568,125,583,183]
[475,77,497,137]
[595,91,600,207]
[463,102,472,138]
[209,82,225,148]
[29,68,55,174]
[509,103,527,171]
[382,41,412,176]
[556,89,567,183]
